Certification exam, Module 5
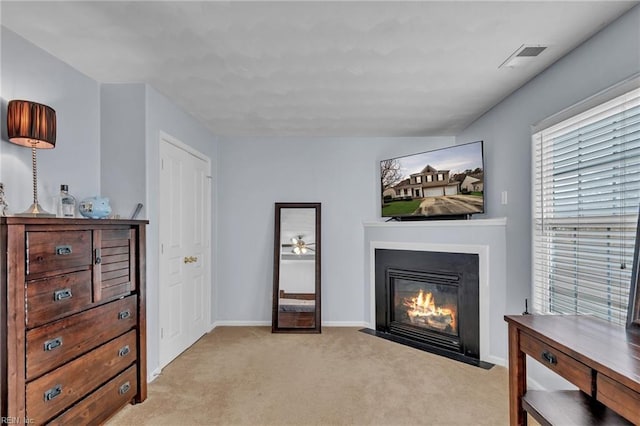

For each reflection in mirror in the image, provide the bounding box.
[272,203,321,333]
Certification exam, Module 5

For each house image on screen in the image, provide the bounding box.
[461,175,484,193]
[388,165,459,198]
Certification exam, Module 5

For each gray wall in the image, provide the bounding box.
[101,83,147,219]
[455,4,640,389]
[1,27,220,381]
[456,5,640,319]
[216,136,453,324]
[1,27,101,211]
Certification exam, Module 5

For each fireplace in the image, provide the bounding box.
[372,249,486,366]
[389,269,461,352]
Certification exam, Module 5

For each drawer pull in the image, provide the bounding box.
[118,310,131,320]
[119,381,131,395]
[44,337,63,352]
[44,384,62,402]
[55,245,73,256]
[53,288,73,301]
[118,345,130,357]
[541,350,557,365]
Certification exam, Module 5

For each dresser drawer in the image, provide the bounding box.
[27,231,92,276]
[520,331,593,394]
[26,296,137,380]
[597,374,640,423]
[26,330,137,423]
[47,365,137,425]
[26,270,93,328]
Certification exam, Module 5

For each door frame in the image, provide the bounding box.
[158,131,212,369]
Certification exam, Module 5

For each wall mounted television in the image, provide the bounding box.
[380,141,484,220]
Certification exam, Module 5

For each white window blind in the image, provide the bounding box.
[533,86,640,325]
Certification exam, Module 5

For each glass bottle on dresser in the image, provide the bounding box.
[57,184,76,218]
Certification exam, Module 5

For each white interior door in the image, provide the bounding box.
[159,135,211,368]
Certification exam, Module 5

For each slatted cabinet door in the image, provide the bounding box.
[93,228,137,302]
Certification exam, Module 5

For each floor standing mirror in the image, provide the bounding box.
[272,202,321,333]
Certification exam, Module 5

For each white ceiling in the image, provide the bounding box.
[280,207,316,245]
[1,1,637,137]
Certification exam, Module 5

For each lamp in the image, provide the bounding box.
[7,100,56,217]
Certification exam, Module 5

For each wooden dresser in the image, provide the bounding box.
[505,314,640,426]
[0,218,147,424]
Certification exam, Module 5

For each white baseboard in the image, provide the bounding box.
[211,320,271,328]
[147,367,162,383]
[322,321,368,327]
[485,355,507,367]
[527,377,545,390]
[210,320,369,328]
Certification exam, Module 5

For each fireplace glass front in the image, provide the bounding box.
[393,278,459,337]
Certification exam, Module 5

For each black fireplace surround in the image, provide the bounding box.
[369,249,491,368]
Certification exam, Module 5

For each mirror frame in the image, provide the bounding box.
[272,202,321,333]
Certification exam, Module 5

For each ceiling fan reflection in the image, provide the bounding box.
[283,235,315,255]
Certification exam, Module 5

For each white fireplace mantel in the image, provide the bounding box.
[363,217,507,228]
[363,217,507,366]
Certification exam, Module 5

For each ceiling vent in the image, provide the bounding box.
[499,44,548,68]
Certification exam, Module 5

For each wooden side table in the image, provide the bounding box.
[504,314,640,425]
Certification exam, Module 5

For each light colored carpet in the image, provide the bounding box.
[108,327,509,425]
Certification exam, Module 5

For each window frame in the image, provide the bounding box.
[531,75,640,326]
[628,210,640,328]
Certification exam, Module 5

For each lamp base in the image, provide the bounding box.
[13,203,56,217]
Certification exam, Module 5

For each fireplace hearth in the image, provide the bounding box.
[366,248,492,369]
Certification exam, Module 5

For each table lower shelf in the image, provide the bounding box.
[522,390,631,426]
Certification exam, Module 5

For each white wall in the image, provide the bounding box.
[455,5,640,387]
[1,27,101,211]
[216,136,453,325]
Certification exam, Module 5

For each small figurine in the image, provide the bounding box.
[79,196,112,219]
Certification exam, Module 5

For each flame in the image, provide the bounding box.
[402,289,456,332]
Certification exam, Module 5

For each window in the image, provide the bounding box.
[437,174,444,181]
[427,175,433,182]
[415,176,422,184]
[533,86,640,325]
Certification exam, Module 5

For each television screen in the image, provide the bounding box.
[380,141,484,219]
